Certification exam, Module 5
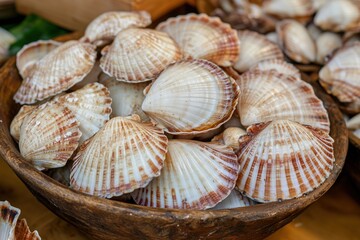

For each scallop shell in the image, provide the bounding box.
[347,113,360,130]
[236,120,335,202]
[81,11,152,46]
[319,42,360,103]
[0,201,20,240]
[19,102,81,170]
[262,0,315,18]
[52,82,112,143]
[16,40,61,79]
[0,27,16,63]
[234,30,284,72]
[314,0,360,32]
[70,115,168,198]
[276,20,316,64]
[156,13,239,67]
[236,70,330,133]
[315,32,342,64]
[100,28,182,83]
[211,190,256,210]
[212,127,247,152]
[131,139,239,209]
[10,105,37,142]
[13,40,97,104]
[250,59,301,78]
[14,219,41,240]
[142,59,239,135]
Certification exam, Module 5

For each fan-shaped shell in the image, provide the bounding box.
[236,120,335,202]
[234,30,284,72]
[16,40,61,79]
[314,0,360,32]
[70,115,168,198]
[156,13,239,67]
[236,70,330,133]
[100,28,182,83]
[263,0,315,18]
[250,59,301,78]
[142,59,239,135]
[52,83,112,143]
[14,219,41,240]
[0,201,20,240]
[211,190,256,210]
[19,102,81,170]
[132,139,239,209]
[81,11,152,46]
[319,42,360,103]
[13,40,96,105]
[10,105,36,142]
[276,20,316,64]
[315,32,342,64]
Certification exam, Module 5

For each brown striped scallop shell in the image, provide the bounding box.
[156,13,239,67]
[14,219,41,240]
[70,115,168,198]
[236,120,335,203]
[132,139,239,209]
[10,105,37,142]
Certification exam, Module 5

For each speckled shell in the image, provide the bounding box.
[132,139,239,209]
[276,20,316,64]
[19,102,81,170]
[234,30,284,72]
[52,83,112,143]
[70,115,168,198]
[263,0,315,18]
[142,59,239,135]
[250,59,301,78]
[319,42,360,103]
[100,28,182,83]
[156,13,239,67]
[236,70,330,133]
[314,0,360,32]
[315,32,342,64]
[211,190,256,210]
[236,120,335,203]
[14,219,41,240]
[10,105,36,142]
[16,40,61,79]
[0,201,20,240]
[212,127,247,152]
[99,73,149,120]
[81,11,152,46]
[13,40,97,104]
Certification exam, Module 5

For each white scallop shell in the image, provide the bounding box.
[10,105,37,142]
[13,40,97,104]
[132,139,239,209]
[0,27,16,64]
[81,11,152,46]
[70,115,168,198]
[211,190,256,210]
[52,83,112,143]
[156,13,240,67]
[250,59,301,78]
[100,28,182,83]
[19,102,81,170]
[142,59,239,135]
[263,0,315,18]
[236,70,330,133]
[236,120,335,202]
[315,32,342,64]
[0,201,20,240]
[234,30,284,73]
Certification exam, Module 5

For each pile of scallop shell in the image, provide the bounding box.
[10,6,337,210]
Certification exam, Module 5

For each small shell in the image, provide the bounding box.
[99,73,149,121]
[314,0,360,32]
[250,59,301,78]
[319,42,360,103]
[211,190,256,210]
[52,83,112,143]
[212,127,247,152]
[347,113,360,130]
[10,105,37,142]
[276,20,316,64]
[70,115,168,198]
[16,40,61,79]
[315,32,342,64]
[142,59,239,135]
[236,120,335,202]
[81,11,152,46]
[132,139,239,209]
[156,13,240,67]
[100,28,182,83]
[19,102,81,170]
[236,70,330,133]
[234,30,284,72]
[14,219,41,240]
[262,0,315,18]
[0,201,20,240]
[14,40,97,105]
[0,27,16,64]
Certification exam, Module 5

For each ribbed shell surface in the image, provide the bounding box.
[70,115,168,198]
[14,219,41,240]
[132,139,239,209]
[211,190,256,210]
[236,120,335,202]
[0,201,20,240]
[10,105,36,142]
[250,59,301,78]
[156,13,239,67]
[142,59,239,134]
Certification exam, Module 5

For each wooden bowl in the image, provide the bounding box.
[0,36,348,240]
